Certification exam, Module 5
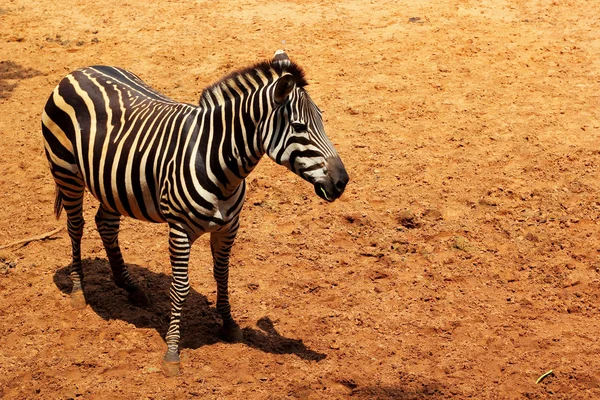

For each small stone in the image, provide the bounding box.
[453,236,470,251]
[344,213,358,223]
[525,232,540,242]
[478,197,498,206]
[422,209,443,221]
[397,210,418,229]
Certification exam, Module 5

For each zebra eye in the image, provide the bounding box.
[291,122,307,132]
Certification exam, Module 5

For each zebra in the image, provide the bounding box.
[41,50,348,375]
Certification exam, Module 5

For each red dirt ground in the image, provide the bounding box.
[1,0,600,398]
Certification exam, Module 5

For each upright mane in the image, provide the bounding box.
[199,58,308,106]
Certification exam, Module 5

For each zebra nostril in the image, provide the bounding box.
[335,180,346,192]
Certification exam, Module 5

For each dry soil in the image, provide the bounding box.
[1,0,600,398]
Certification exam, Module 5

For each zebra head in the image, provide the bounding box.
[265,51,349,202]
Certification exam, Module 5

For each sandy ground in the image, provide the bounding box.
[1,0,600,398]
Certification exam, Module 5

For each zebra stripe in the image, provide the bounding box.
[42,51,349,375]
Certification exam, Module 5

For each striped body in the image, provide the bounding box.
[42,52,349,374]
[43,66,249,236]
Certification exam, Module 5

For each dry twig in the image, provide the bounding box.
[0,227,64,250]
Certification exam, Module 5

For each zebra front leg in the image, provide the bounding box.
[162,224,191,377]
[95,205,149,307]
[211,218,243,343]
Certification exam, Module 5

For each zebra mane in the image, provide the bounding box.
[199,59,308,106]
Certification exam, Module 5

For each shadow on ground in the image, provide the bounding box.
[53,257,326,361]
[0,61,43,99]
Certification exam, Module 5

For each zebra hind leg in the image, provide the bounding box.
[95,205,149,307]
[58,187,87,309]
[211,218,243,343]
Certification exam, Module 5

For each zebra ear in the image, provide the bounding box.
[274,73,296,104]
[273,50,291,67]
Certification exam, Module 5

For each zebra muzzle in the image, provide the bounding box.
[314,157,349,202]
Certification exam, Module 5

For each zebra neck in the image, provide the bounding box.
[190,98,266,199]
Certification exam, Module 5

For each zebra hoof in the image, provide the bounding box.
[219,322,244,343]
[161,360,180,377]
[70,291,86,310]
[128,288,150,308]
[162,351,181,377]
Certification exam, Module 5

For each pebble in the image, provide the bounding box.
[397,210,418,229]
[453,236,470,251]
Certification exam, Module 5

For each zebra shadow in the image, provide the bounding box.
[53,257,326,361]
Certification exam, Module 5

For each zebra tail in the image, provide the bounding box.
[54,186,64,219]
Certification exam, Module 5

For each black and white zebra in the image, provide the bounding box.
[41,50,348,375]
